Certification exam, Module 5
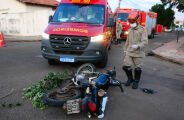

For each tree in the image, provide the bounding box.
[150,4,175,28]
[161,0,184,12]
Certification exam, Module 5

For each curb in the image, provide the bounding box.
[152,50,184,66]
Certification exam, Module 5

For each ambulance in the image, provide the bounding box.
[41,0,114,67]
[114,8,157,39]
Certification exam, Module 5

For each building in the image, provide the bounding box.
[0,0,59,36]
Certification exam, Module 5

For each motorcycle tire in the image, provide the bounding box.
[76,63,96,75]
[99,49,108,68]
[42,88,81,107]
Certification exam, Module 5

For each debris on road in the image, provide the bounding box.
[140,88,156,94]
[16,102,22,106]
[22,71,73,110]
[1,102,22,108]
[8,104,13,108]
[0,88,16,99]
[146,51,155,56]
[1,102,6,107]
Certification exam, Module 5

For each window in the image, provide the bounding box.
[117,13,130,22]
[52,3,105,24]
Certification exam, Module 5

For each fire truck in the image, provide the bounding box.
[114,8,157,39]
[114,8,132,39]
[41,0,114,68]
[140,11,157,39]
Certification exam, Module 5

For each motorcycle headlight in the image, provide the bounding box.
[86,87,90,94]
[91,35,104,42]
[42,32,49,40]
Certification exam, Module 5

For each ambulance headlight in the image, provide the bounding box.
[124,31,129,35]
[42,32,49,40]
[91,35,104,42]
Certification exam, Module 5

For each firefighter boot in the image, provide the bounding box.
[123,66,134,86]
[132,68,142,89]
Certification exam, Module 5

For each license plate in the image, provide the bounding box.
[60,57,74,62]
[67,99,80,114]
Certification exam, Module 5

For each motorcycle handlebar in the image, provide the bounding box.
[111,79,124,93]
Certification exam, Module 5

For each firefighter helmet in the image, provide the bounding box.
[128,12,140,23]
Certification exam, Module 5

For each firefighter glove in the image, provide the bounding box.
[132,44,139,49]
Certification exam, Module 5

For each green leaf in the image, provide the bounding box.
[8,104,13,108]
[22,71,72,109]
[40,105,46,110]
[16,102,21,106]
[1,103,6,107]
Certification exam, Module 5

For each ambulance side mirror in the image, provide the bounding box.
[48,15,53,23]
[106,18,114,27]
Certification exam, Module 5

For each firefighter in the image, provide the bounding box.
[123,12,148,89]
[116,20,122,43]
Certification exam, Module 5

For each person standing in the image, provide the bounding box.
[116,20,122,43]
[123,12,148,89]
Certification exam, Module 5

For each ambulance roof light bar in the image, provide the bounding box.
[71,0,99,4]
[119,8,132,10]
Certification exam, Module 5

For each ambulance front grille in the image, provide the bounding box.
[49,35,90,51]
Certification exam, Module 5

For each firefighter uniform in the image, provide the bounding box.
[123,23,148,89]
[123,24,148,68]
[116,21,122,40]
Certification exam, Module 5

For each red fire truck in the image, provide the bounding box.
[140,11,157,39]
[114,8,157,39]
[114,8,132,39]
[41,0,114,67]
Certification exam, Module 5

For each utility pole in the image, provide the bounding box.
[118,0,122,9]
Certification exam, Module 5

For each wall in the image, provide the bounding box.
[0,0,55,36]
[25,4,54,36]
[0,0,26,14]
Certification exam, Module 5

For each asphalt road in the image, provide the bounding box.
[0,32,184,120]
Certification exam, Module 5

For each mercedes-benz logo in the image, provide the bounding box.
[64,37,72,46]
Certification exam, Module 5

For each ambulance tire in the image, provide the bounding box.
[148,34,153,39]
[152,31,155,38]
[48,59,57,65]
[149,31,155,39]
[108,44,111,50]
[99,49,108,68]
[148,35,151,39]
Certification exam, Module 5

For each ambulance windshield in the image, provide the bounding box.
[117,13,130,22]
[52,3,105,24]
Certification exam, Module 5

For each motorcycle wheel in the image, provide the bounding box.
[76,63,96,75]
[42,87,81,107]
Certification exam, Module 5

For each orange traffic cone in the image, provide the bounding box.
[1,32,5,44]
[0,40,4,47]
[0,32,4,47]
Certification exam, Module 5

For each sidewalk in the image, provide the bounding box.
[4,35,42,42]
[152,38,184,65]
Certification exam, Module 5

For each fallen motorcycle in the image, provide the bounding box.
[42,63,124,118]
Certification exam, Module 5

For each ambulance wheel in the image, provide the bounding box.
[149,31,155,39]
[152,31,155,38]
[148,35,151,39]
[99,50,108,68]
[108,44,111,50]
[48,59,57,65]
